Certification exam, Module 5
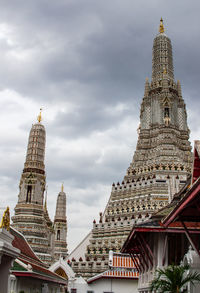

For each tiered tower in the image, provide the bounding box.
[54,184,68,260]
[12,111,53,264]
[69,19,192,278]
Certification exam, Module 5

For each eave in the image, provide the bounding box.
[12,271,67,285]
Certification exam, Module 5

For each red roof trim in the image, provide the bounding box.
[122,223,200,253]
[87,274,138,284]
[133,225,200,235]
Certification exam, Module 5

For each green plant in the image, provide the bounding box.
[150,264,200,293]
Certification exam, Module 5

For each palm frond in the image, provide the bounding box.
[150,264,200,293]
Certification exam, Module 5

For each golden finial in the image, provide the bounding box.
[163,67,167,75]
[164,115,170,126]
[37,108,42,123]
[0,207,10,231]
[159,18,165,34]
[61,183,64,192]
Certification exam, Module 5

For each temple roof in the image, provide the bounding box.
[87,269,139,283]
[11,227,42,266]
[87,252,139,283]
[12,259,67,285]
[10,227,67,285]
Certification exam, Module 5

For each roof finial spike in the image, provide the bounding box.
[159,17,165,34]
[61,183,64,192]
[37,108,42,123]
[0,207,10,230]
[44,185,48,210]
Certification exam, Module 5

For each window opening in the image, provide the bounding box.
[26,185,32,203]
[164,107,169,117]
[57,230,60,240]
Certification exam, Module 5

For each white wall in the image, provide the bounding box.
[69,278,138,293]
[68,232,91,261]
[11,277,63,293]
[89,278,138,293]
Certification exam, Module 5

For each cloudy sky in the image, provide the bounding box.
[1,0,200,252]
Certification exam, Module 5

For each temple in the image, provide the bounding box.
[12,110,68,264]
[68,19,192,279]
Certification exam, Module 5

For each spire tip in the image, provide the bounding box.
[37,108,42,123]
[159,18,165,34]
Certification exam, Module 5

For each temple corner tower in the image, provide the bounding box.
[54,184,68,260]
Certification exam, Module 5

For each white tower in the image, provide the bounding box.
[54,184,68,260]
[12,110,53,264]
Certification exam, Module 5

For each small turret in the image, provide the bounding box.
[43,188,53,228]
[54,184,68,260]
[144,77,149,97]
[177,80,182,97]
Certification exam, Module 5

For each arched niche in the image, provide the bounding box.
[55,267,68,280]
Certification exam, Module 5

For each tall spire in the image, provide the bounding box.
[152,19,174,81]
[24,112,46,175]
[12,115,53,265]
[54,188,68,260]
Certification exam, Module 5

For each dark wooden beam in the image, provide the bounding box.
[181,221,200,258]
[136,240,149,270]
[134,253,144,272]
[140,233,154,260]
[130,253,140,273]
[162,234,168,266]
[137,234,153,267]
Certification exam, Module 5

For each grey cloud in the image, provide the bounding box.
[47,101,137,138]
[1,0,200,251]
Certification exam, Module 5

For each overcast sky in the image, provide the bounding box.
[1,0,200,252]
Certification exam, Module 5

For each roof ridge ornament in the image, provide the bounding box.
[37,108,42,123]
[159,18,165,34]
[0,207,10,230]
